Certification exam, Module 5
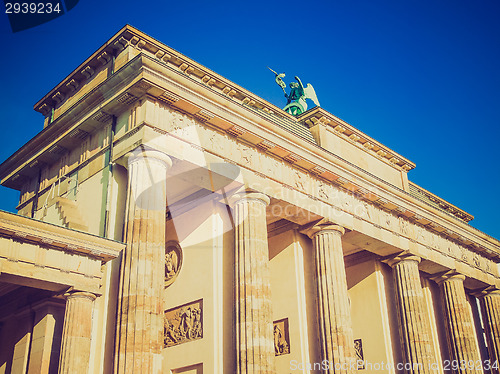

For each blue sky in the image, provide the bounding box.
[0,0,499,239]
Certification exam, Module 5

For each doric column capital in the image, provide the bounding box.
[471,286,500,299]
[63,291,97,302]
[124,146,172,170]
[384,252,421,268]
[228,189,270,207]
[300,219,345,238]
[431,270,466,285]
[486,289,500,297]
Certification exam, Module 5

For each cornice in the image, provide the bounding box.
[33,24,131,114]
[34,25,294,123]
[298,107,416,172]
[409,182,473,223]
[0,55,145,187]
[0,210,123,261]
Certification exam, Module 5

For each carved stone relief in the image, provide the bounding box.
[357,202,372,220]
[293,170,305,192]
[164,299,203,348]
[398,216,410,236]
[416,225,427,244]
[317,181,329,200]
[238,144,253,166]
[382,211,394,230]
[485,259,491,273]
[448,241,459,258]
[165,241,182,287]
[266,158,282,178]
[429,232,438,250]
[473,253,480,268]
[273,318,290,356]
[209,132,225,154]
[354,339,365,370]
[170,110,197,137]
[460,246,468,262]
[342,192,353,213]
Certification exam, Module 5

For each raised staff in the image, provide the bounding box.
[268,67,320,116]
[268,67,287,94]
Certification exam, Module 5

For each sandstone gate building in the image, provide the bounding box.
[0,25,499,374]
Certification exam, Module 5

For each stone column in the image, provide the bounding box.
[58,291,96,374]
[479,289,500,373]
[386,254,436,373]
[230,190,275,374]
[11,308,33,374]
[28,299,65,374]
[302,221,356,374]
[115,147,172,374]
[434,272,482,374]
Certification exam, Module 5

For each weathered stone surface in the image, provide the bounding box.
[58,291,96,374]
[302,221,356,374]
[115,146,172,374]
[434,272,482,374]
[386,254,437,374]
[480,289,500,374]
[230,190,275,374]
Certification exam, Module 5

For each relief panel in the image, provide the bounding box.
[354,338,365,370]
[165,240,182,288]
[273,318,290,356]
[164,299,203,348]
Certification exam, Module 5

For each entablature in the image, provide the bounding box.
[0,210,124,294]
[0,210,123,261]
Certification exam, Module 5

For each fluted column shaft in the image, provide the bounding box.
[58,291,96,374]
[115,147,172,374]
[480,290,500,373]
[388,255,436,374]
[436,272,482,374]
[303,223,355,374]
[231,191,275,374]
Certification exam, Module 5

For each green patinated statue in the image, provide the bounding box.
[268,67,320,116]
